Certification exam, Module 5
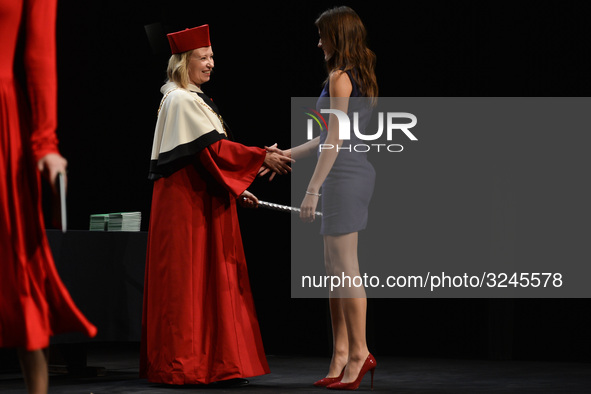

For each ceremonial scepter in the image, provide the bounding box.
[257,200,322,217]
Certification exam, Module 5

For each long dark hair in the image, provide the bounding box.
[315,6,378,99]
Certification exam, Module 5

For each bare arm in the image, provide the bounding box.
[265,136,319,161]
[300,71,352,222]
[289,136,319,160]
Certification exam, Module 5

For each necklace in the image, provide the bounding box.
[197,99,227,135]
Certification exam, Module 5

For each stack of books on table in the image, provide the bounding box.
[89,212,141,232]
[89,214,109,231]
[107,212,142,232]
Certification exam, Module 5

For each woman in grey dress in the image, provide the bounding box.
[275,6,378,391]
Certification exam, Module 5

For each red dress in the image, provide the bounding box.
[140,138,270,384]
[0,0,97,350]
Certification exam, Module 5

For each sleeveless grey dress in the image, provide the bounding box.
[317,71,376,235]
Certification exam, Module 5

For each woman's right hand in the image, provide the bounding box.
[260,144,294,180]
[37,153,68,194]
[264,151,292,172]
[265,143,292,159]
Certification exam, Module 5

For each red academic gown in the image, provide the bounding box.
[140,138,270,384]
[0,0,97,350]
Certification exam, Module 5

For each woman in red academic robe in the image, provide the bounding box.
[0,0,97,393]
[140,24,292,385]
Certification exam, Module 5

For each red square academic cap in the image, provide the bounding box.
[167,24,211,54]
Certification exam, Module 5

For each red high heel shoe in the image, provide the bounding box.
[326,353,376,391]
[313,367,345,387]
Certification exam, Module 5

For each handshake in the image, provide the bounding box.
[240,144,293,209]
[258,143,293,181]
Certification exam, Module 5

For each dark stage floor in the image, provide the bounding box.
[1,345,590,393]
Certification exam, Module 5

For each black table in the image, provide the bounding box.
[46,229,147,344]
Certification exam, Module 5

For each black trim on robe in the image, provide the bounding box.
[148,130,227,180]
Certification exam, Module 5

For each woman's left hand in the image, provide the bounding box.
[239,190,259,208]
[300,193,319,223]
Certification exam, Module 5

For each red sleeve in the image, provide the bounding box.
[199,139,266,198]
[25,0,60,162]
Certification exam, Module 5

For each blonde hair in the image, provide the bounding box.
[166,50,193,89]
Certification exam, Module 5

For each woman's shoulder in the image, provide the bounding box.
[328,69,353,97]
[328,69,350,82]
[161,83,197,106]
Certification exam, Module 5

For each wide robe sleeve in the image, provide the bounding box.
[24,0,60,162]
[199,139,265,198]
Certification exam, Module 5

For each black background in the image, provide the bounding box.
[47,0,591,361]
